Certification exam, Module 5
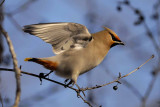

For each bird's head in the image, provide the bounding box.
[103,27,125,48]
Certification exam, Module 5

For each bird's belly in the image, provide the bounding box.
[79,60,100,75]
[54,50,105,78]
[55,63,73,79]
[55,69,72,79]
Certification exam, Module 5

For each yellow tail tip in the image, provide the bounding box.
[24,58,32,61]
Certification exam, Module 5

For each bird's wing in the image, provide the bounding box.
[23,22,93,54]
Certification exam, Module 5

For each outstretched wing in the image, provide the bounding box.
[23,22,93,54]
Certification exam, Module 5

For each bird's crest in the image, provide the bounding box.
[103,26,121,41]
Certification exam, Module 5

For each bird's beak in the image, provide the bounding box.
[115,41,125,45]
[110,41,125,48]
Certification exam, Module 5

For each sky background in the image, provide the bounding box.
[0,0,160,107]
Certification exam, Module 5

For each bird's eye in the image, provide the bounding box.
[109,32,121,42]
[109,32,117,41]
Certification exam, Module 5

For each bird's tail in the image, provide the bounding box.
[24,58,58,70]
[24,58,38,62]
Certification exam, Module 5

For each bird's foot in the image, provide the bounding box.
[38,71,54,85]
[64,79,74,88]
[64,79,69,84]
[38,73,45,85]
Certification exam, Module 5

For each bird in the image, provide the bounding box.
[23,22,124,86]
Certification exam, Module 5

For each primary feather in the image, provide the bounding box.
[23,22,93,54]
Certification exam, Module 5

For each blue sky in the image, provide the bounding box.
[0,0,159,107]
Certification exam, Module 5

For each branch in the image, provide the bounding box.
[0,68,76,90]
[5,0,38,31]
[0,94,3,107]
[117,1,160,106]
[105,70,143,100]
[0,55,154,107]
[141,76,157,107]
[77,93,92,107]
[117,0,160,55]
[5,14,22,31]
[0,68,92,106]
[0,0,5,7]
[0,26,21,107]
[9,0,37,15]
[81,55,154,91]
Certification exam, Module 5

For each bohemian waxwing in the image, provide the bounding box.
[24,22,124,85]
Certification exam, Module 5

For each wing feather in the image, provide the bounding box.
[23,22,92,54]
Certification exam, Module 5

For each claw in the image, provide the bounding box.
[38,71,53,85]
[39,73,45,85]
[67,79,73,86]
[64,79,74,88]
[64,79,69,84]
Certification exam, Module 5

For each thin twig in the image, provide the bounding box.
[9,0,37,15]
[76,84,86,97]
[81,55,154,91]
[143,22,160,54]
[0,26,21,107]
[0,0,5,7]
[117,1,160,106]
[105,70,143,100]
[122,79,143,99]
[77,93,92,107]
[0,94,3,107]
[0,68,92,106]
[0,68,77,91]
[0,55,154,107]
[5,15,22,31]
[4,0,38,31]
[141,72,158,107]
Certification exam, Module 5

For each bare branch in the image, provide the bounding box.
[0,26,21,107]
[0,0,5,7]
[141,70,158,107]
[5,14,22,31]
[77,93,92,107]
[0,68,92,106]
[81,55,154,91]
[0,55,153,107]
[9,0,37,15]
[0,94,3,107]
[117,0,160,55]
[5,0,38,31]
[116,1,160,106]
[0,68,77,91]
[105,70,143,100]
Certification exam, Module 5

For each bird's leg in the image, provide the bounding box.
[64,71,79,87]
[64,79,69,84]
[39,73,45,85]
[38,71,54,85]
[44,70,54,78]
[67,79,73,86]
[64,79,74,88]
